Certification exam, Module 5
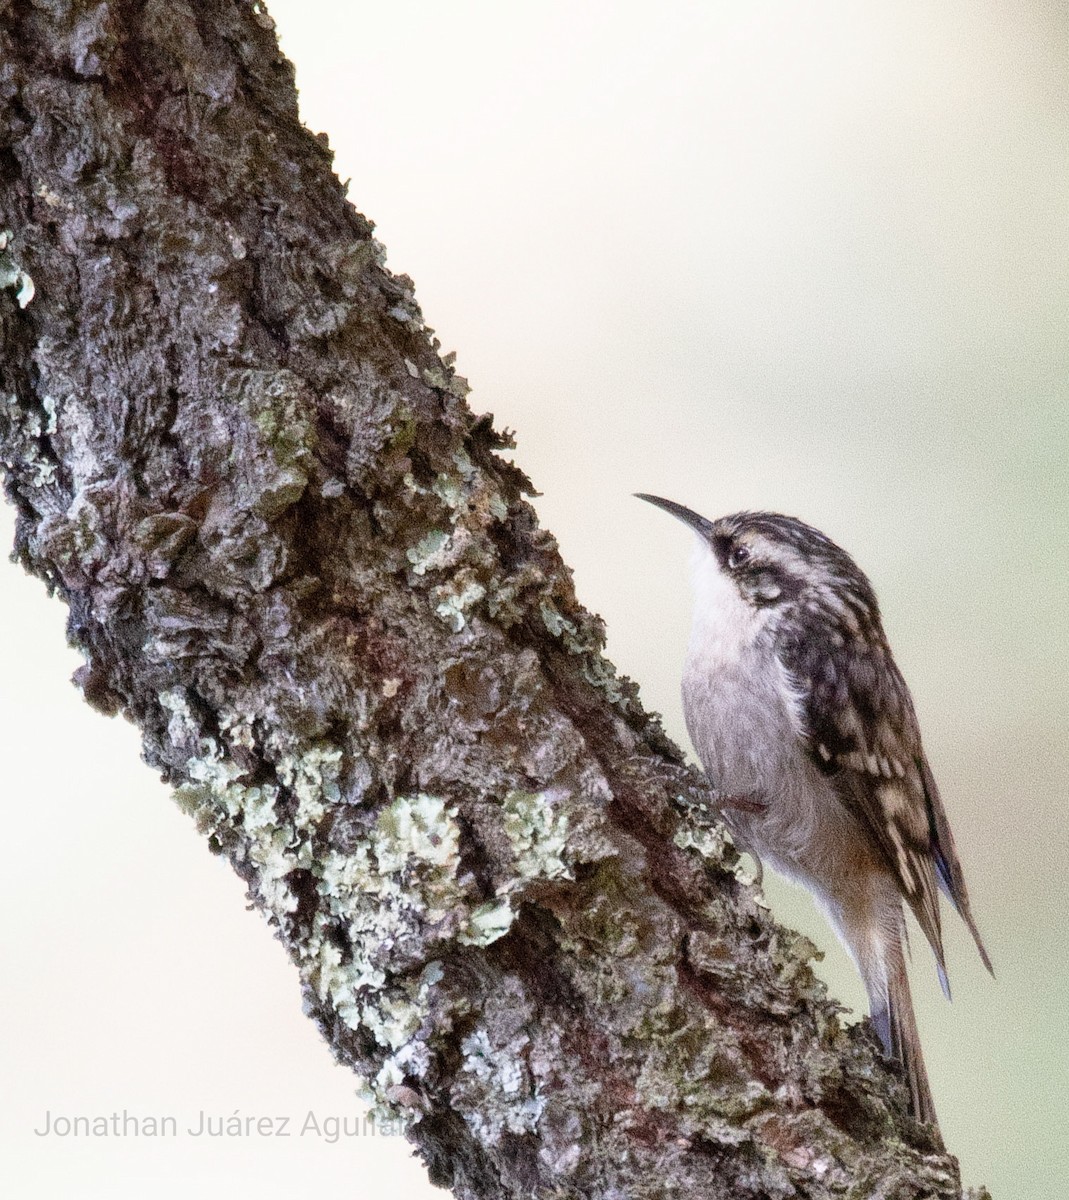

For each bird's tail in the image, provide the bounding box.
[871,939,940,1137]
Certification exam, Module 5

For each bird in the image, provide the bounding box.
[636,495,992,1133]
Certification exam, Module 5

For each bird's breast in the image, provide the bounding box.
[682,635,802,796]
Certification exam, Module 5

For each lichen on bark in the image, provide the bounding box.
[0,2,991,1197]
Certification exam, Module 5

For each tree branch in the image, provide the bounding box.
[0,2,989,1196]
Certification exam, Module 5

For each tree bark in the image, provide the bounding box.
[0,3,990,1197]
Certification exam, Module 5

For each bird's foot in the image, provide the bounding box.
[717,794,767,888]
[720,792,770,816]
[744,852,765,889]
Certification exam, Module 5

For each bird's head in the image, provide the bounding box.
[635,494,880,633]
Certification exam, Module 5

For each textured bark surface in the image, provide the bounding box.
[0,3,990,1197]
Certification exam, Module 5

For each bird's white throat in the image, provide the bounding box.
[687,537,767,666]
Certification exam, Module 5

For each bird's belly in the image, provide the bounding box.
[682,654,870,889]
[682,656,798,796]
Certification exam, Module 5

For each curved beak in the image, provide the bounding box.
[634,493,715,539]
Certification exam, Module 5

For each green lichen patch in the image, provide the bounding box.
[159,687,202,747]
[539,598,577,640]
[537,597,634,711]
[635,1024,771,1129]
[227,369,317,524]
[239,369,316,465]
[253,465,308,520]
[421,362,470,400]
[132,512,198,578]
[304,795,466,1052]
[502,789,570,883]
[431,470,465,511]
[459,898,515,947]
[277,744,343,831]
[173,737,303,918]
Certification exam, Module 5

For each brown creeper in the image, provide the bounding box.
[637,495,992,1132]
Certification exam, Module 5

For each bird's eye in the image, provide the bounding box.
[727,544,751,570]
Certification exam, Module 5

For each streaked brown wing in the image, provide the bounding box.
[917,751,993,974]
[780,627,950,988]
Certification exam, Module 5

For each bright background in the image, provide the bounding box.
[2,2,1065,1196]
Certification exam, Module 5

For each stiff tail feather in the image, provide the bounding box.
[871,941,941,1138]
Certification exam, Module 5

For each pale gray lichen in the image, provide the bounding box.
[454,1027,546,1146]
[0,230,35,308]
[674,806,762,888]
[298,826,463,1122]
[672,819,729,866]
[451,446,475,480]
[1,393,55,487]
[441,447,509,523]
[369,237,388,267]
[433,576,487,631]
[431,471,465,511]
[40,395,57,435]
[387,300,424,331]
[159,687,201,747]
[218,709,257,751]
[373,793,460,881]
[25,449,53,488]
[371,1032,433,1112]
[535,597,637,711]
[406,529,450,575]
[48,393,100,491]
